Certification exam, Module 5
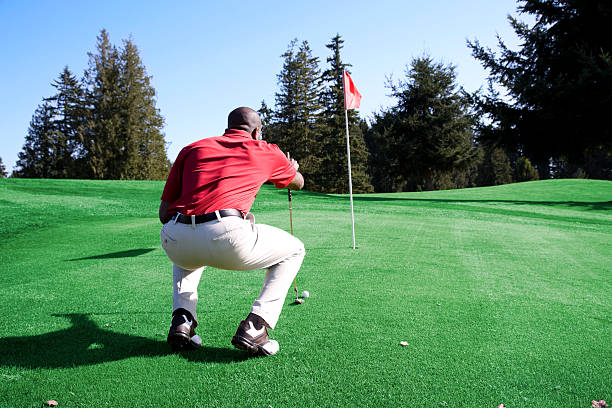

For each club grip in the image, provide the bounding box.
[287,189,292,201]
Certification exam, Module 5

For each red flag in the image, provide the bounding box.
[343,71,362,110]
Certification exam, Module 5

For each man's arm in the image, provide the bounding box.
[287,171,304,190]
[159,200,173,224]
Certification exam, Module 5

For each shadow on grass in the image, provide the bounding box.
[353,196,612,211]
[68,248,157,261]
[291,187,612,209]
[350,197,612,226]
[286,189,612,226]
[0,313,248,368]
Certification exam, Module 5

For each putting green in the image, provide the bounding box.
[0,178,610,407]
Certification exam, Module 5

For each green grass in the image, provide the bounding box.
[0,178,610,407]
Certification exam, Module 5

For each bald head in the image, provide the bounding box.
[227,107,262,138]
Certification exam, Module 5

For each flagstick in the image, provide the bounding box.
[344,108,356,250]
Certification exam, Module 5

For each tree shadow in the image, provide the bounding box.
[350,197,612,226]
[285,188,612,216]
[0,313,248,368]
[353,195,612,211]
[68,248,157,261]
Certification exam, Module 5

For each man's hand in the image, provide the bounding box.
[286,152,299,172]
[285,152,304,190]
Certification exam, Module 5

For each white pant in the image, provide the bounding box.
[160,212,305,329]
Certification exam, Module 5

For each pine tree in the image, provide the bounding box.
[365,110,405,192]
[258,99,278,139]
[368,56,476,191]
[44,66,86,178]
[81,30,169,180]
[468,0,612,173]
[118,38,169,180]
[14,102,57,178]
[514,156,539,182]
[582,148,612,180]
[478,146,513,186]
[258,100,282,152]
[318,34,372,193]
[14,30,170,180]
[15,68,85,179]
[269,39,323,189]
[258,100,274,128]
[83,29,123,179]
[0,157,7,178]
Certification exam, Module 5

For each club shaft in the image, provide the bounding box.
[288,190,293,235]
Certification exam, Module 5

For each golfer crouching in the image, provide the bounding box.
[158,107,305,356]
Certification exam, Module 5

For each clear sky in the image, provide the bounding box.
[0,0,529,173]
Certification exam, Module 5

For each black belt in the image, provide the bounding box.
[172,209,243,224]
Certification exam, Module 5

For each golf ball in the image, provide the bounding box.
[301,290,310,298]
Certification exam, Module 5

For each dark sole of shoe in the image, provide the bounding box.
[167,331,191,351]
[231,335,271,356]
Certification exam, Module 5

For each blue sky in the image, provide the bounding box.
[0,1,529,173]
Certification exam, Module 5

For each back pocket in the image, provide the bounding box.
[160,227,177,251]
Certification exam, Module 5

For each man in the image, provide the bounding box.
[159,107,305,357]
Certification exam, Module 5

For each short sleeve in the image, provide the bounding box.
[161,149,185,202]
[265,143,297,188]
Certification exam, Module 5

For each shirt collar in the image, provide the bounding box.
[223,129,252,139]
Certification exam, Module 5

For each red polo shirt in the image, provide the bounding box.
[161,129,296,215]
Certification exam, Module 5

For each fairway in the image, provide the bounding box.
[0,178,610,407]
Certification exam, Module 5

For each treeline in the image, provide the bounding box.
[6,0,610,190]
[260,36,373,193]
[467,0,612,184]
[262,35,483,193]
[261,0,611,193]
[11,30,169,180]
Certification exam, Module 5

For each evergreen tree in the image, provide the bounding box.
[478,146,513,186]
[269,39,323,189]
[14,102,56,178]
[468,0,612,174]
[545,148,611,180]
[258,100,274,128]
[514,156,539,182]
[582,148,612,180]
[318,34,372,193]
[14,30,170,180]
[0,157,7,178]
[81,30,169,180]
[15,68,85,179]
[83,29,123,179]
[44,66,86,178]
[368,56,476,191]
[365,110,405,192]
[258,100,283,156]
[118,38,169,180]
